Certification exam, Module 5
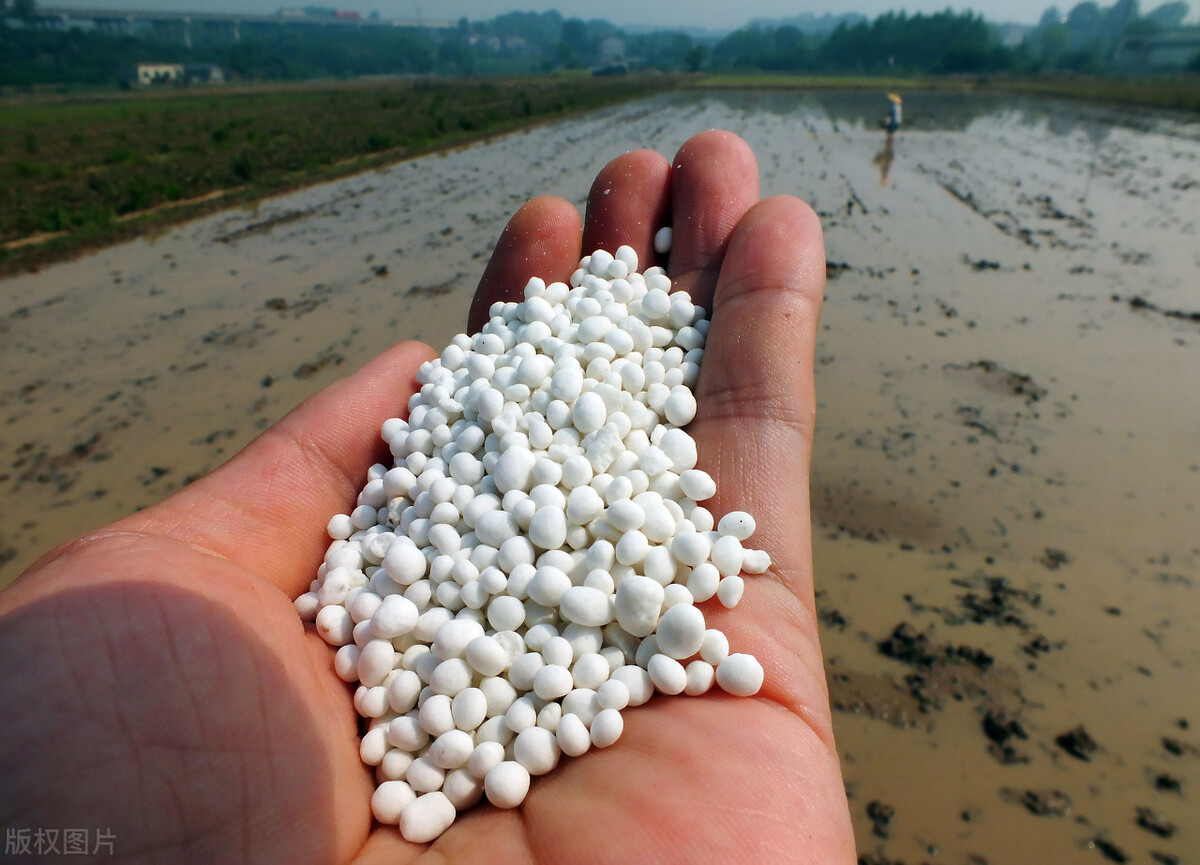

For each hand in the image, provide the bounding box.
[0,131,854,863]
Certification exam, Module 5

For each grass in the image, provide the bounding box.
[690,72,1200,112]
[0,74,674,275]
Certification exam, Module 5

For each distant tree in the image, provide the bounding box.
[1103,0,1140,42]
[684,44,708,71]
[1145,0,1189,27]
[14,0,37,18]
[1066,1,1103,46]
[1039,6,1065,26]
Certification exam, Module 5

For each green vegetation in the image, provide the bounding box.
[688,72,1200,112]
[0,75,672,273]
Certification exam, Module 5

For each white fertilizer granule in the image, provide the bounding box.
[296,242,769,842]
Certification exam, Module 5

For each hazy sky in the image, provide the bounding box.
[50,1,1065,30]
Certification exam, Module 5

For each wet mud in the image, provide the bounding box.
[1,91,1197,864]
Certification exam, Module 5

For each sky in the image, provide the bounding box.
[47,0,1066,30]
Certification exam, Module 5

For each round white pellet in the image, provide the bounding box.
[383,538,427,585]
[358,639,396,688]
[513,725,561,775]
[610,664,654,706]
[333,644,361,682]
[571,652,610,690]
[486,595,526,631]
[355,685,390,719]
[387,669,422,714]
[428,729,475,769]
[468,740,506,780]
[493,447,537,494]
[642,545,677,586]
[451,687,488,731]
[684,660,716,695]
[699,629,730,666]
[479,675,517,718]
[607,498,645,531]
[387,715,429,752]
[442,768,484,810]
[532,664,574,701]
[672,531,711,567]
[717,510,757,540]
[484,761,531,809]
[647,653,687,695]
[654,603,706,660]
[528,506,568,550]
[613,575,664,637]
[556,712,592,757]
[685,562,721,603]
[590,708,624,748]
[596,677,630,710]
[710,535,745,576]
[380,748,414,782]
[504,695,538,733]
[465,634,509,677]
[399,791,456,843]
[527,566,572,607]
[419,693,455,736]
[717,575,745,608]
[405,757,445,793]
[572,391,607,434]
[615,529,649,566]
[558,585,614,627]
[359,725,389,765]
[540,635,574,667]
[316,604,354,646]
[653,226,673,254]
[715,653,765,697]
[327,513,354,540]
[536,700,562,733]
[663,386,697,426]
[371,780,416,824]
[429,658,472,696]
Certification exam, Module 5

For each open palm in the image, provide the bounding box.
[0,131,854,864]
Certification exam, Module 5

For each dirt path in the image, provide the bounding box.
[1,90,1197,864]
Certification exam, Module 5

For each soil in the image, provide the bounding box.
[1,90,1197,864]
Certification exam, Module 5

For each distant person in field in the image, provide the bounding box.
[882,92,902,143]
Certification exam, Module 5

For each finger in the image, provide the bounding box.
[468,195,583,333]
[665,130,761,311]
[685,195,832,732]
[695,194,825,604]
[580,148,671,270]
[109,341,436,597]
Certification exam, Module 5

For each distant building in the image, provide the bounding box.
[184,63,225,84]
[123,62,225,86]
[1114,31,1200,70]
[599,37,625,63]
[127,62,186,86]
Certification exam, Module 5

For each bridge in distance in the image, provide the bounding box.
[36,6,453,44]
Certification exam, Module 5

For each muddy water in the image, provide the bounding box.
[2,91,1197,863]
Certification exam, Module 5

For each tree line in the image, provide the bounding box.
[2,1,1198,89]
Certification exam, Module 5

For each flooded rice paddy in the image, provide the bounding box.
[1,90,1198,864]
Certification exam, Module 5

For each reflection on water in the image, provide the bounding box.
[695,88,1200,144]
[872,135,895,186]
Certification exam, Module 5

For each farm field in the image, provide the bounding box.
[0,74,673,273]
[1,88,1198,863]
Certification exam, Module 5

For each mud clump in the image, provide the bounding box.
[1135,806,1176,838]
[1055,725,1099,761]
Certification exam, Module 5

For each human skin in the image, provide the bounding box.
[0,130,856,864]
